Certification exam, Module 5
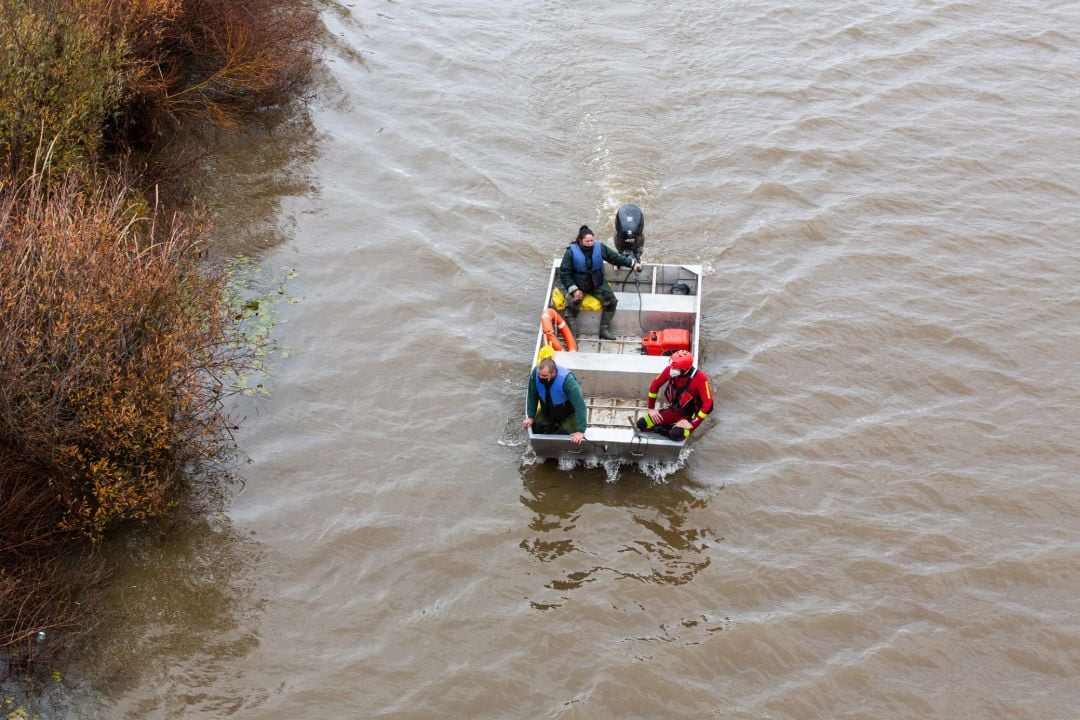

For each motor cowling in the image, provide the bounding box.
[614,203,645,260]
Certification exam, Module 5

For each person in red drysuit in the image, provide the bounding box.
[635,350,713,441]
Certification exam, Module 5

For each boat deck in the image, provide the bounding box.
[572,335,646,355]
[584,395,649,429]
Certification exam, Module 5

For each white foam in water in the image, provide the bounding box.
[636,445,692,482]
[518,445,691,483]
[519,444,542,466]
[509,417,696,481]
[496,417,527,448]
[556,455,578,472]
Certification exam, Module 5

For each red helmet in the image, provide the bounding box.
[670,350,694,371]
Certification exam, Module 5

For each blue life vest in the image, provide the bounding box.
[534,366,575,421]
[569,242,604,291]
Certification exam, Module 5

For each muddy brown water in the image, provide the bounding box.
[46,1,1080,717]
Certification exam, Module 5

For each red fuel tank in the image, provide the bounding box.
[640,328,691,356]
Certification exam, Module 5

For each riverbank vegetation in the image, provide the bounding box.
[1,0,318,669]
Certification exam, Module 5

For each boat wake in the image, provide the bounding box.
[518,442,691,483]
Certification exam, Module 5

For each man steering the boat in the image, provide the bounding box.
[559,224,642,340]
[524,358,588,445]
[636,350,713,441]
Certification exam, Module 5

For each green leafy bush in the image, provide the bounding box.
[0,0,123,180]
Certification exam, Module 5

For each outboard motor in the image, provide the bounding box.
[614,203,645,260]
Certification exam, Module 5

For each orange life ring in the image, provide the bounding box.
[541,308,577,352]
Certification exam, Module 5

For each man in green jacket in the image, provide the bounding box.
[559,224,641,340]
[523,358,587,445]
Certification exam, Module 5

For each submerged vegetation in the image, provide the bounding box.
[0,0,318,668]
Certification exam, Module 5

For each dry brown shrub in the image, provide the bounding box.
[0,481,99,664]
[1,0,313,671]
[0,171,246,540]
[0,169,256,655]
[91,0,319,142]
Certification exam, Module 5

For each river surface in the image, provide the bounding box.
[53,1,1080,717]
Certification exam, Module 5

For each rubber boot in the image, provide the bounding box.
[599,310,617,341]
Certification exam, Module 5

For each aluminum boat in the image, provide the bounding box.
[527,254,704,464]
